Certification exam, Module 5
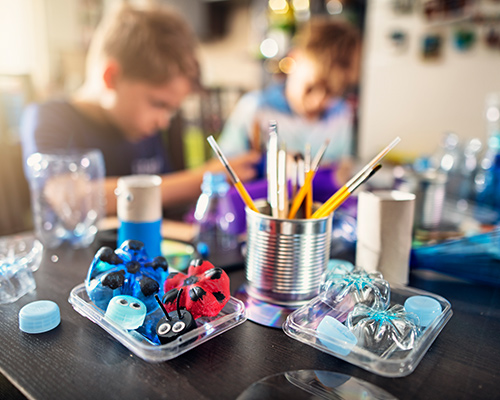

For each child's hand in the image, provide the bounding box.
[227,151,261,182]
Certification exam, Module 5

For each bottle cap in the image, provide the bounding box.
[19,300,61,334]
[404,296,442,327]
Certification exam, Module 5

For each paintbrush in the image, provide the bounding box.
[312,164,382,218]
[207,135,259,213]
[311,137,401,219]
[287,140,329,219]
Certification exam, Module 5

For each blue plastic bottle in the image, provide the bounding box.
[194,172,238,256]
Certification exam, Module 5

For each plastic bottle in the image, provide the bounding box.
[475,93,500,214]
[193,172,238,256]
[430,131,462,201]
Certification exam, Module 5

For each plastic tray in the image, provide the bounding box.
[69,283,247,362]
[282,284,452,377]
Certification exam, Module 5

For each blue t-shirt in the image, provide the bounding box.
[20,100,170,177]
[218,83,354,163]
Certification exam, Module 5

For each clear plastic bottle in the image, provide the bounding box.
[475,93,500,213]
[193,172,238,256]
[430,131,462,201]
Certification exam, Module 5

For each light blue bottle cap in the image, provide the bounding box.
[19,300,60,334]
[317,315,357,356]
[105,295,146,330]
[404,296,442,327]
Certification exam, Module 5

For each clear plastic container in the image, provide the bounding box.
[0,232,43,272]
[0,232,42,304]
[282,284,452,377]
[69,283,247,362]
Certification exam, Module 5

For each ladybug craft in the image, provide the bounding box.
[162,259,230,319]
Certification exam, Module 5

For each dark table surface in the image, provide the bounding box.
[1,241,500,400]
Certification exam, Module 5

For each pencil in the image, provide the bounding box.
[207,135,259,213]
[311,137,401,219]
[287,140,329,219]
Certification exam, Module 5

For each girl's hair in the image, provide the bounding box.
[294,18,361,93]
[95,4,200,87]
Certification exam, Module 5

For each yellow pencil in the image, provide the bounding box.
[207,135,259,213]
[288,140,329,219]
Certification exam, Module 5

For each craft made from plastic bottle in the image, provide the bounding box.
[85,240,169,313]
[346,303,421,357]
[320,266,391,311]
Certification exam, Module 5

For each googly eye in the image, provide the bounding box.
[117,298,128,306]
[157,323,171,335]
[129,302,142,310]
[172,321,186,333]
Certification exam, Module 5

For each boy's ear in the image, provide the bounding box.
[102,60,122,90]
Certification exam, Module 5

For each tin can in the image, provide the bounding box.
[245,200,332,306]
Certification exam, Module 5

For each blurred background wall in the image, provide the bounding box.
[359,0,500,161]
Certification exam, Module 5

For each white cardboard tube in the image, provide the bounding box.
[355,190,416,285]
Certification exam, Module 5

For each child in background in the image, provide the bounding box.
[217,17,362,185]
[21,4,260,215]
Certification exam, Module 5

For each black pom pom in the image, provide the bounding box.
[97,247,123,265]
[152,256,169,271]
[139,277,159,296]
[102,270,125,289]
[126,261,141,274]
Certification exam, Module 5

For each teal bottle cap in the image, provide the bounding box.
[404,296,442,327]
[105,295,146,330]
[19,300,60,334]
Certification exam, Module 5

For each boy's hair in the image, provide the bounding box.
[95,4,200,87]
[294,18,361,92]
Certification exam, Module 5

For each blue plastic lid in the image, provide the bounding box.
[317,315,357,356]
[19,300,60,334]
[404,296,442,327]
